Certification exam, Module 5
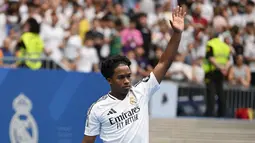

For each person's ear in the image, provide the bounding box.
[107,78,112,85]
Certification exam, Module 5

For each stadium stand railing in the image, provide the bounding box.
[0,56,67,70]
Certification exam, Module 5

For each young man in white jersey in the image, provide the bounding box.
[82,6,186,143]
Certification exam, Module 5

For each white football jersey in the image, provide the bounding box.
[84,72,160,143]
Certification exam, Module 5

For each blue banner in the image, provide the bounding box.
[0,68,109,143]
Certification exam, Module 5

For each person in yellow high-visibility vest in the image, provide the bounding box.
[16,18,44,70]
[203,37,231,117]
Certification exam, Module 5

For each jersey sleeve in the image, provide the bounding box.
[134,72,160,99]
[84,104,100,136]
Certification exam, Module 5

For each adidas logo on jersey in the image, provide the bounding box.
[107,108,117,115]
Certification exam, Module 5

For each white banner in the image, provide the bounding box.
[149,81,178,118]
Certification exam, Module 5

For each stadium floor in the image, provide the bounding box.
[149,117,255,143]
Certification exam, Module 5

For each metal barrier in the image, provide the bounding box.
[177,81,255,117]
[0,56,65,70]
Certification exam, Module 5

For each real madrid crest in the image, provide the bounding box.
[9,93,38,143]
[129,94,137,105]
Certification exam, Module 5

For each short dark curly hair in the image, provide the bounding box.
[101,55,131,79]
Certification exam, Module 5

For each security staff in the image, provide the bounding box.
[16,18,44,70]
[203,37,231,117]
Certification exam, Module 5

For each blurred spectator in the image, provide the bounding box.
[146,3,164,29]
[139,0,155,14]
[136,12,152,58]
[84,0,96,23]
[75,37,99,73]
[152,20,171,50]
[228,1,246,28]
[85,18,104,60]
[112,3,129,28]
[44,4,69,29]
[212,7,228,34]
[40,12,69,69]
[228,55,251,87]
[120,19,143,54]
[150,46,163,68]
[19,0,28,22]
[135,46,152,79]
[78,9,90,42]
[64,22,82,62]
[244,22,255,46]
[244,0,255,25]
[244,34,255,85]
[232,34,244,56]
[166,53,193,82]
[122,0,140,14]
[183,31,207,65]
[21,2,42,25]
[197,0,214,23]
[99,16,112,59]
[0,37,16,68]
[7,28,18,54]
[6,1,20,34]
[0,6,6,47]
[126,49,138,83]
[57,0,73,20]
[191,58,205,84]
[16,18,44,70]
[178,15,195,54]
[109,19,123,56]
[191,3,208,28]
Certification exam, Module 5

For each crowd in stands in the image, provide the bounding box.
[0,0,254,86]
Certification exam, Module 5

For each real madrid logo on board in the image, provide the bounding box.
[9,93,38,143]
[129,93,137,105]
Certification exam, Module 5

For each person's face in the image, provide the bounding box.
[33,0,40,5]
[115,4,122,14]
[23,22,30,32]
[246,25,254,34]
[52,14,58,25]
[108,64,132,94]
[70,23,78,34]
[129,22,136,29]
[3,38,11,49]
[85,39,94,47]
[21,0,27,4]
[246,4,254,13]
[127,51,135,59]
[61,0,68,6]
[139,16,147,26]
[41,3,49,12]
[85,0,93,5]
[230,5,238,13]
[93,20,100,29]
[135,47,144,57]
[234,35,241,44]
[9,29,17,39]
[155,48,163,58]
[236,55,243,66]
[193,6,201,16]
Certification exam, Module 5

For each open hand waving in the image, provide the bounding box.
[170,6,186,33]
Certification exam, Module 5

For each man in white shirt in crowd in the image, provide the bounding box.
[75,37,99,73]
[82,6,186,143]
